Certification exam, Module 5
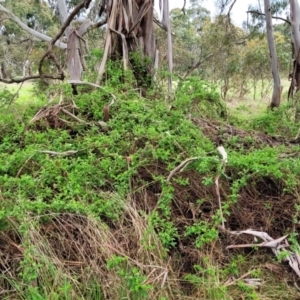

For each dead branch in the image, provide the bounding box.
[224,270,255,287]
[61,108,86,123]
[38,150,79,156]
[215,146,228,230]
[16,153,37,177]
[167,157,201,182]
[225,229,300,278]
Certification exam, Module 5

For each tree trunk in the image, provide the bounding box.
[96,0,157,89]
[162,0,173,94]
[264,0,281,108]
[288,0,300,97]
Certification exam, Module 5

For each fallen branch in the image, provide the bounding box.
[16,150,82,177]
[16,153,37,178]
[224,270,262,289]
[167,157,201,182]
[61,108,86,123]
[38,150,79,156]
[215,146,228,229]
[226,229,300,278]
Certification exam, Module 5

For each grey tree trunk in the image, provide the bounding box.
[264,0,281,108]
[289,0,300,94]
[290,0,300,58]
[96,0,157,90]
[162,0,173,94]
[289,0,300,121]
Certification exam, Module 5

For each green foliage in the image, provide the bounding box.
[107,255,152,299]
[129,51,153,88]
[249,104,298,136]
[0,87,13,106]
[237,281,260,300]
[183,260,229,300]
[184,221,218,248]
[176,77,227,119]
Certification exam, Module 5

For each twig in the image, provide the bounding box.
[38,150,79,156]
[16,149,81,177]
[215,173,225,229]
[69,79,117,102]
[247,10,291,25]
[8,81,24,106]
[61,108,86,123]
[216,146,228,230]
[167,157,201,182]
[16,153,36,177]
[224,270,252,287]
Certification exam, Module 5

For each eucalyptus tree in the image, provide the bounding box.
[0,0,173,93]
[289,0,300,95]
[264,0,281,108]
[246,0,300,109]
[199,15,245,100]
[168,3,210,76]
[0,0,59,78]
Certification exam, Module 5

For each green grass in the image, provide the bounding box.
[0,82,39,105]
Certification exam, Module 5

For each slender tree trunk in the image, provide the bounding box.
[57,0,70,36]
[290,0,300,58]
[162,0,173,94]
[264,0,281,108]
[289,0,300,121]
[253,81,256,101]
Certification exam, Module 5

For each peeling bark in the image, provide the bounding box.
[96,0,157,88]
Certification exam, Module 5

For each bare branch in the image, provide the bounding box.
[183,54,214,79]
[167,157,201,182]
[247,10,291,25]
[181,0,186,13]
[227,0,237,17]
[0,4,67,49]
[0,74,64,84]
